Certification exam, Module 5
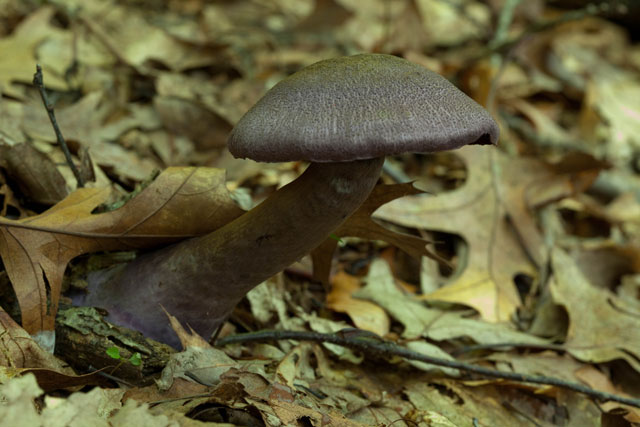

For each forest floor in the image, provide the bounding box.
[0,0,639,425]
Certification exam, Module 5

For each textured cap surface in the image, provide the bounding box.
[228,54,499,162]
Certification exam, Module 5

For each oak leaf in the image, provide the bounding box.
[311,182,437,284]
[550,248,640,373]
[374,146,602,321]
[0,167,243,336]
[355,259,546,346]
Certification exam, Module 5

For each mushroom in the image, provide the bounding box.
[81,54,498,348]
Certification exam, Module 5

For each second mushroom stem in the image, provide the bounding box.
[83,157,384,347]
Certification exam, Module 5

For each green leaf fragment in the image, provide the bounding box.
[106,347,121,359]
[129,352,142,366]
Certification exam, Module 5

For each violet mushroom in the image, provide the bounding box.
[81,54,498,348]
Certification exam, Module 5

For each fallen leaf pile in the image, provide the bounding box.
[0,0,639,425]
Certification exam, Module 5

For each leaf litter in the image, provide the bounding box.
[0,0,639,425]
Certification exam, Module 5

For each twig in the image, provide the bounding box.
[485,0,523,113]
[382,159,411,183]
[216,330,640,409]
[33,65,85,188]
[472,4,607,63]
[86,365,134,387]
[499,112,584,151]
[148,393,215,408]
[451,341,568,356]
[489,0,523,49]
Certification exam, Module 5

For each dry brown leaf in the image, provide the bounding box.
[489,351,589,385]
[20,369,109,393]
[0,307,72,374]
[550,248,640,373]
[0,143,69,206]
[404,379,536,426]
[355,258,442,338]
[0,307,111,391]
[546,18,639,163]
[123,378,210,416]
[156,311,255,395]
[295,0,352,31]
[266,342,366,426]
[154,342,370,425]
[587,72,640,162]
[414,0,491,47]
[268,398,364,427]
[335,0,404,52]
[326,271,390,337]
[162,308,211,351]
[311,182,436,284]
[507,98,577,149]
[0,373,214,427]
[565,245,639,291]
[375,146,602,322]
[275,343,315,389]
[355,258,547,346]
[0,174,27,218]
[375,147,530,321]
[382,0,431,53]
[77,2,220,72]
[154,96,231,151]
[0,167,243,336]
[23,92,162,183]
[0,99,24,144]
[573,365,640,422]
[155,72,260,126]
[0,7,67,98]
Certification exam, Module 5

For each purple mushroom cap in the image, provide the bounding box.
[228,54,499,163]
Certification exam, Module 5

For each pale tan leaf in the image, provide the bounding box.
[326,271,390,337]
[550,248,640,372]
[375,146,602,322]
[0,7,67,98]
[355,259,546,346]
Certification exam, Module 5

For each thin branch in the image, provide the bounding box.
[476,5,605,62]
[489,0,523,48]
[86,365,135,387]
[33,65,85,188]
[382,159,411,183]
[450,342,569,356]
[216,330,640,409]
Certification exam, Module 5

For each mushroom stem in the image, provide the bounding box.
[82,157,384,347]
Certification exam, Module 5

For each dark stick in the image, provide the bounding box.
[33,64,85,188]
[216,330,640,409]
[451,341,569,356]
[469,4,610,65]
